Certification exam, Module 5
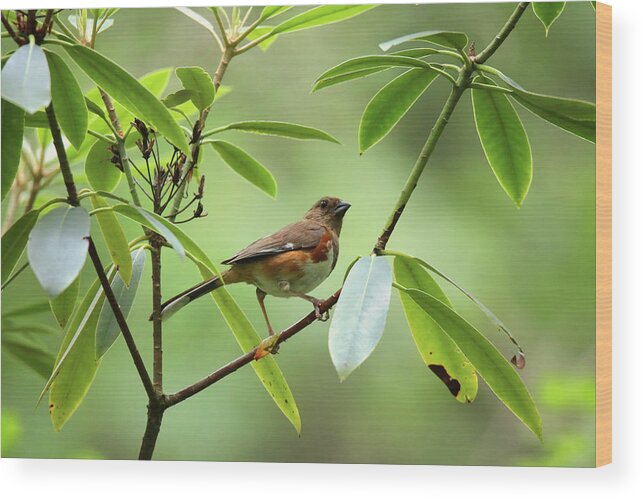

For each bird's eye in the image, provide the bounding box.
[320,200,328,209]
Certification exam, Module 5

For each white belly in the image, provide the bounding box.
[254,247,335,298]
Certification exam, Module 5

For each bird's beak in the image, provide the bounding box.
[334,201,351,216]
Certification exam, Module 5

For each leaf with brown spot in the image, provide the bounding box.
[394,255,478,403]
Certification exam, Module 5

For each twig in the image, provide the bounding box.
[165,289,342,407]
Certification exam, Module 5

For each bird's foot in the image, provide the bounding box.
[312,299,329,322]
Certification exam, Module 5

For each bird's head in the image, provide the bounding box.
[305,196,351,233]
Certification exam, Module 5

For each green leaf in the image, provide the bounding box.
[50,276,79,329]
[512,89,595,142]
[64,45,190,156]
[379,30,468,52]
[175,67,215,112]
[208,140,277,198]
[471,76,532,207]
[47,271,110,431]
[245,26,279,51]
[68,15,114,35]
[270,5,376,35]
[23,110,48,128]
[27,206,90,298]
[112,204,185,260]
[95,248,146,358]
[393,256,477,403]
[1,42,51,114]
[328,255,393,381]
[259,6,293,22]
[90,195,132,285]
[3,335,55,379]
[210,121,340,143]
[591,1,596,10]
[1,99,24,200]
[397,287,542,439]
[532,2,566,35]
[359,68,438,153]
[316,55,434,83]
[1,210,39,285]
[174,7,220,43]
[44,50,88,149]
[189,254,301,434]
[85,139,121,192]
[312,67,388,92]
[162,89,193,109]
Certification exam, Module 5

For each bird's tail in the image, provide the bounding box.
[155,269,232,322]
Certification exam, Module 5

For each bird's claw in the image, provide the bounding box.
[313,301,329,322]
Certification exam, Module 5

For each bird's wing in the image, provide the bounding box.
[222,220,326,265]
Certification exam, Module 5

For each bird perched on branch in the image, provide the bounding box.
[157,196,351,336]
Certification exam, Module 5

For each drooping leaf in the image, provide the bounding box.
[471,76,532,207]
[379,30,468,52]
[44,50,88,149]
[328,255,393,381]
[388,251,522,352]
[1,210,39,285]
[359,68,438,153]
[64,44,190,156]
[0,42,51,114]
[47,271,111,431]
[85,139,121,192]
[90,195,132,285]
[393,256,477,403]
[2,301,52,319]
[532,2,566,35]
[397,287,543,439]
[112,205,185,260]
[95,248,146,357]
[27,206,90,298]
[208,140,277,198]
[180,242,301,433]
[3,335,55,379]
[1,99,24,200]
[316,55,434,84]
[210,121,340,143]
[270,5,376,35]
[176,66,215,112]
[50,276,79,329]
[484,68,596,142]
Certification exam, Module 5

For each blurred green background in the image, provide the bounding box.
[1,2,596,466]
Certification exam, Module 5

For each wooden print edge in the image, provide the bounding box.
[595,1,612,468]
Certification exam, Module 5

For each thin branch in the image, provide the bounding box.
[165,289,342,407]
[45,105,78,206]
[475,2,529,64]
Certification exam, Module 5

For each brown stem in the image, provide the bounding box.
[165,289,342,407]
[150,235,163,393]
[45,104,78,206]
[138,399,165,460]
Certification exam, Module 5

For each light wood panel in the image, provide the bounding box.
[595,1,612,468]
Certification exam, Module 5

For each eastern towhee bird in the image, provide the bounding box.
[158,196,351,335]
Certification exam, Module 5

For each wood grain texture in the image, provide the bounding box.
[595,1,612,468]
